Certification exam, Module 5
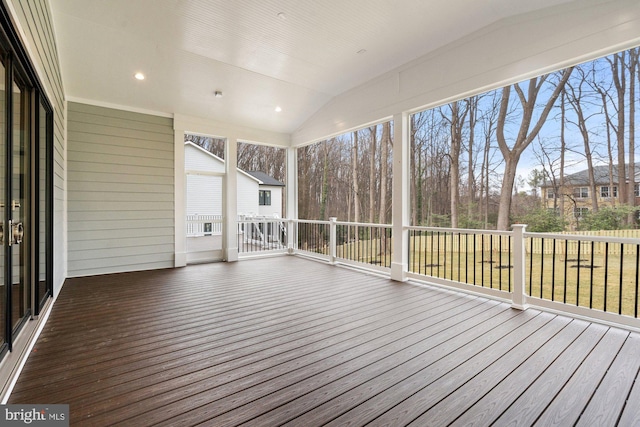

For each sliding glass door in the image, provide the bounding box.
[0,20,53,358]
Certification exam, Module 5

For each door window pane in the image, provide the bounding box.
[0,60,5,349]
[10,78,30,332]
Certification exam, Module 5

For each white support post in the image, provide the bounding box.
[329,217,337,264]
[391,112,410,281]
[512,224,528,310]
[225,137,239,262]
[286,146,297,255]
[173,126,187,267]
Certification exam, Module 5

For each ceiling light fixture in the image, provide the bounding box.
[134,72,145,80]
[214,91,223,98]
[275,106,282,113]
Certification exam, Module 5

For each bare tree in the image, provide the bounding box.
[351,131,360,223]
[441,101,469,228]
[628,48,637,224]
[495,68,573,230]
[608,51,628,210]
[565,66,599,212]
[368,126,378,223]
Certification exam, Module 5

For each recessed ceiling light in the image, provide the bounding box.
[134,72,145,80]
[277,12,286,19]
[275,106,282,113]
[214,91,223,98]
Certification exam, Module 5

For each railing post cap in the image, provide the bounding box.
[511,223,528,231]
[329,217,337,222]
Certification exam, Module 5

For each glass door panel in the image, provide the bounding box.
[37,100,47,308]
[0,59,5,350]
[10,78,29,332]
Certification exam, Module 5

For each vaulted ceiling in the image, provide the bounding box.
[51,0,581,135]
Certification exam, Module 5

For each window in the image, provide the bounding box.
[546,189,555,199]
[573,187,589,198]
[574,207,589,218]
[259,190,271,206]
[600,186,617,198]
[635,183,639,197]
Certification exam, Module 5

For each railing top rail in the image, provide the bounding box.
[525,231,640,245]
[334,220,392,228]
[238,218,285,224]
[406,225,512,236]
[292,219,331,225]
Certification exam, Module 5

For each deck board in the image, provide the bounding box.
[8,256,640,426]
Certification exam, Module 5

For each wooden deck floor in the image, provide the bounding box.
[9,256,640,426]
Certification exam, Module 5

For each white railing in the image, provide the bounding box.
[186,214,223,236]
[231,217,640,330]
[406,225,640,330]
[237,216,288,254]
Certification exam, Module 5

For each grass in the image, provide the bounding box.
[309,233,640,319]
[409,249,640,318]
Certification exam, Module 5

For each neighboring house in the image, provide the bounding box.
[245,171,285,218]
[541,163,640,228]
[184,142,261,220]
[184,142,284,223]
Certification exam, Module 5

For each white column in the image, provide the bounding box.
[173,127,186,267]
[286,146,297,254]
[225,137,239,261]
[391,112,410,281]
[512,224,528,309]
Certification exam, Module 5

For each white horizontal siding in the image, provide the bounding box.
[238,174,259,216]
[184,143,226,173]
[67,102,174,276]
[186,174,223,217]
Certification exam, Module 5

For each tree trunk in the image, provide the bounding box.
[610,52,627,211]
[467,97,477,223]
[559,89,565,216]
[368,126,377,223]
[628,49,637,224]
[319,141,329,220]
[352,131,360,223]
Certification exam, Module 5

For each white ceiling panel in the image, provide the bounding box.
[50,0,576,134]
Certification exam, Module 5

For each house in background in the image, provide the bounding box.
[185,142,284,223]
[541,163,640,228]
[245,171,285,218]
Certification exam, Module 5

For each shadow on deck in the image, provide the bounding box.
[9,256,640,426]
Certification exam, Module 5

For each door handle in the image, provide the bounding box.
[8,220,23,246]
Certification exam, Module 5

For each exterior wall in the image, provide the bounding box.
[9,0,66,293]
[237,174,259,216]
[184,143,225,173]
[186,174,223,218]
[67,102,174,276]
[258,185,283,217]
